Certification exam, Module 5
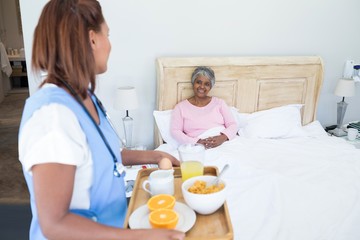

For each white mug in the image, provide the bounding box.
[347,128,359,141]
[142,169,174,196]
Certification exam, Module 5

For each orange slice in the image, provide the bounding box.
[147,194,176,212]
[149,208,179,229]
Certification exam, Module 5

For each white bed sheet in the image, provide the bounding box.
[156,121,360,240]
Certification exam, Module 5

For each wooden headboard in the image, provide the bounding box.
[155,56,324,146]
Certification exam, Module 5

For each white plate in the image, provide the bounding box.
[129,202,196,232]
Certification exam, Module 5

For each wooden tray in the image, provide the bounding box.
[123,166,234,240]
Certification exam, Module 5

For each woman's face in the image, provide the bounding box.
[91,22,111,74]
[193,75,211,98]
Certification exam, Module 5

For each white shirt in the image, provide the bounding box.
[19,84,93,209]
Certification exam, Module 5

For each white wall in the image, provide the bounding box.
[20,0,360,149]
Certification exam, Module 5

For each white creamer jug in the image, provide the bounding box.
[142,169,174,196]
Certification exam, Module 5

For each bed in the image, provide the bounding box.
[153,56,360,240]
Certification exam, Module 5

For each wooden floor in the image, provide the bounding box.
[0,90,32,239]
[0,90,30,203]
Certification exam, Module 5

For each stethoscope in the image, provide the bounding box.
[59,79,125,178]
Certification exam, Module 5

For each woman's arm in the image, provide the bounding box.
[32,163,184,240]
[170,104,199,144]
[202,100,238,149]
[121,149,180,167]
[33,163,119,239]
[219,100,238,140]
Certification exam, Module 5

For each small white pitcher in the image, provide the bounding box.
[142,169,175,196]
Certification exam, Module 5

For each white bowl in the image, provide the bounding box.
[181,175,226,215]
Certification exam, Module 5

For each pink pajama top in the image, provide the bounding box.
[170,97,237,144]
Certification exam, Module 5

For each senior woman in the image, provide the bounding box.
[170,66,238,149]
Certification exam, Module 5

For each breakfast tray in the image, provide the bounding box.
[123,166,234,240]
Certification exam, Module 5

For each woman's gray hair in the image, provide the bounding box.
[191,66,215,88]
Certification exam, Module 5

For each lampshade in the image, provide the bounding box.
[334,78,355,97]
[114,86,139,110]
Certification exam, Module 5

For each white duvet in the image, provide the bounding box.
[156,121,360,240]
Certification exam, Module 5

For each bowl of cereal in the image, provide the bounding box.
[181,175,226,215]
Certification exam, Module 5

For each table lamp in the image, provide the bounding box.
[329,78,355,136]
[114,86,139,148]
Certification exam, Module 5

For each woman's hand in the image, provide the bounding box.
[155,151,180,167]
[197,138,208,147]
[200,134,228,149]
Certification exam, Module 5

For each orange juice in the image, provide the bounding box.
[180,161,204,181]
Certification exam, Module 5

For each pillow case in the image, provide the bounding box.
[302,120,328,137]
[230,107,250,129]
[153,110,179,148]
[238,104,307,139]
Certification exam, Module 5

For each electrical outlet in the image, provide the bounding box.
[343,60,354,78]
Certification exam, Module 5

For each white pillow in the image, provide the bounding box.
[302,120,328,137]
[230,107,250,130]
[238,104,307,139]
[153,110,179,148]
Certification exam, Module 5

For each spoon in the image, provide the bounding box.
[212,164,229,186]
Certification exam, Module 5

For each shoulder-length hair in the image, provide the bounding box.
[32,0,104,99]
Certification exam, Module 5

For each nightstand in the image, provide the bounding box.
[326,121,360,149]
[329,132,360,149]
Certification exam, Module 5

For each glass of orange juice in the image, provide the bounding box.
[178,144,205,181]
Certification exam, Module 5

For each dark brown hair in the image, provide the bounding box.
[32,0,105,99]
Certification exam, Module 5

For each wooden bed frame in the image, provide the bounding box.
[155,56,324,147]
